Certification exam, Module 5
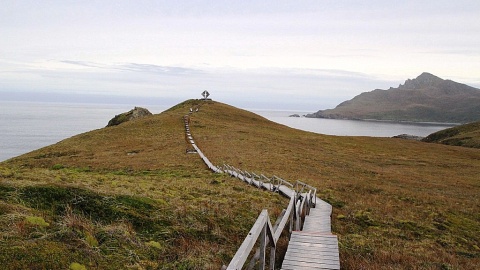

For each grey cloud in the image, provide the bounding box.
[61,60,104,68]
[61,60,204,76]
[116,63,204,75]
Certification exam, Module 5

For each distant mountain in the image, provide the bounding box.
[306,72,480,123]
[422,121,480,148]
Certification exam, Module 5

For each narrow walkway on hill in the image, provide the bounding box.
[183,113,339,269]
[281,200,340,270]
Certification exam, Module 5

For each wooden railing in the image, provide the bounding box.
[221,164,316,269]
[225,194,297,270]
[294,180,317,216]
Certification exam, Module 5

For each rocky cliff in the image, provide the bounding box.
[306,73,480,123]
[107,107,152,127]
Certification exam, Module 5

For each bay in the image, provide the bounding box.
[0,102,455,162]
[253,110,455,137]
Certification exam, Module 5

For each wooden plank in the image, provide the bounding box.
[278,185,294,198]
[282,263,340,269]
[284,251,339,261]
[302,225,331,232]
[284,253,339,262]
[285,249,340,257]
[283,255,339,264]
[286,232,339,247]
[282,265,337,270]
[285,244,339,252]
[304,217,332,224]
[282,258,340,268]
[290,233,337,240]
[289,237,338,245]
[283,256,339,265]
[285,251,339,259]
[286,237,339,246]
[286,241,339,250]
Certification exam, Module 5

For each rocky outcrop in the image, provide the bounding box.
[107,107,152,127]
[306,73,480,123]
[392,134,424,141]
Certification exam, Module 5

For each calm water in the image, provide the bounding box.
[0,102,168,162]
[254,110,455,137]
[0,102,455,162]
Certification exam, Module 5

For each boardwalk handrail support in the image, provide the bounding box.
[295,180,317,207]
[226,194,297,270]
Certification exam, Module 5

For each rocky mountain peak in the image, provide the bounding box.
[399,72,444,90]
[417,72,441,81]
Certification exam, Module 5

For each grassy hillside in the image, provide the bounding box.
[423,121,480,149]
[1,99,480,269]
[0,101,287,269]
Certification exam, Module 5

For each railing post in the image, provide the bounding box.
[305,190,311,216]
[269,246,275,270]
[289,192,295,234]
[259,223,267,270]
[295,211,300,231]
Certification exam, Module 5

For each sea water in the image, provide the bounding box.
[0,102,168,162]
[0,102,455,162]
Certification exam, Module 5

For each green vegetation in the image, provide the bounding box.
[70,262,87,270]
[1,99,479,269]
[423,121,480,148]
[25,216,50,227]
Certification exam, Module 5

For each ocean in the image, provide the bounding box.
[0,102,168,162]
[0,102,455,162]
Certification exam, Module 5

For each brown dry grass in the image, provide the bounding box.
[1,99,479,269]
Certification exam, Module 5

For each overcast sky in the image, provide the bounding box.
[1,0,479,111]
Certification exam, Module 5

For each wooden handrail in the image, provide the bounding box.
[247,209,286,270]
[273,195,295,241]
[226,192,298,270]
[218,165,322,268]
[273,175,293,188]
[226,210,276,270]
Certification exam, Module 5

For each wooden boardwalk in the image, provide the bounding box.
[281,198,340,270]
[281,232,340,270]
[184,113,340,269]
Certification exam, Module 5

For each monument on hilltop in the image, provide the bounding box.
[201,90,211,100]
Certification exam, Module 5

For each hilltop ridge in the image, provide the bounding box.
[306,73,480,123]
